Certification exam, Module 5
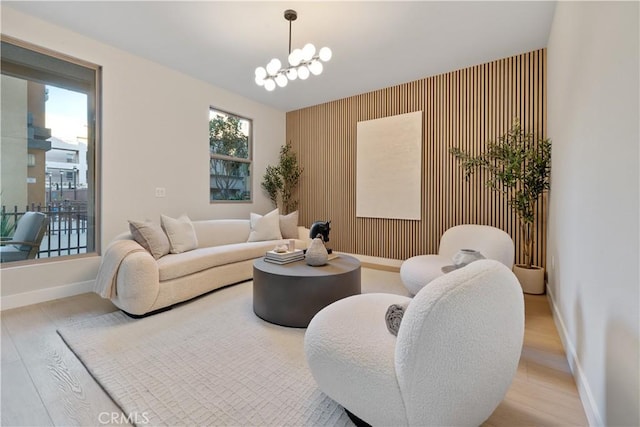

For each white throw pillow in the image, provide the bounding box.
[161,214,198,254]
[248,209,283,242]
[279,211,299,239]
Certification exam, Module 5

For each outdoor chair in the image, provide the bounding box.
[0,212,48,262]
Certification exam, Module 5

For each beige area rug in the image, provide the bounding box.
[58,269,408,426]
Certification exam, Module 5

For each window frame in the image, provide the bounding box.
[0,35,102,264]
[208,106,253,203]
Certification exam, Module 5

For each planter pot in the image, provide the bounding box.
[513,264,545,294]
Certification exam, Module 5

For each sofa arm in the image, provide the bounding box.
[111,250,160,315]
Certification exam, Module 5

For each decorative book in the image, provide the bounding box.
[265,249,304,264]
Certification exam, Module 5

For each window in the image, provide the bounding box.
[209,108,252,202]
[0,36,100,263]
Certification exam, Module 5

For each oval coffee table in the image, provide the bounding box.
[253,254,361,327]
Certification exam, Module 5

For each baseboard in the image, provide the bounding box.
[0,280,95,311]
[546,288,603,426]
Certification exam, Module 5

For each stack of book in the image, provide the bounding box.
[264,249,304,265]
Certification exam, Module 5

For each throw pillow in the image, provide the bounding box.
[160,214,198,254]
[385,302,409,336]
[248,208,282,242]
[279,211,299,239]
[128,220,171,260]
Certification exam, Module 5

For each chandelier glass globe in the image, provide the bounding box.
[297,65,310,80]
[275,74,288,87]
[319,47,332,62]
[286,68,298,80]
[266,58,281,75]
[308,60,323,76]
[264,79,276,91]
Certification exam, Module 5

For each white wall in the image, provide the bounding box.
[0,7,285,303]
[547,2,639,426]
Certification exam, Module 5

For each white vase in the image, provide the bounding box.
[452,249,485,266]
[306,237,328,266]
[513,264,545,294]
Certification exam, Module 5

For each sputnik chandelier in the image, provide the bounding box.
[255,9,332,91]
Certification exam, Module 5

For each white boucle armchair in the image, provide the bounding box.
[400,224,515,295]
[304,259,524,427]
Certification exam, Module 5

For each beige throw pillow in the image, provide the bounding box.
[248,208,282,242]
[128,220,171,259]
[161,214,198,254]
[279,211,299,239]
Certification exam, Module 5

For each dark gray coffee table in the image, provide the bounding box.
[253,254,361,327]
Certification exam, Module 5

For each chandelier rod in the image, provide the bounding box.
[289,17,292,54]
[284,9,297,55]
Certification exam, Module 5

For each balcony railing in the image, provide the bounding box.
[1,202,89,259]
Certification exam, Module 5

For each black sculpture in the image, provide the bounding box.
[309,220,331,243]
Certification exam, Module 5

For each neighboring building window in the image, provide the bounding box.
[0,36,101,263]
[209,108,252,202]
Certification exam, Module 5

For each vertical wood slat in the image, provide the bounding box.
[287,49,546,266]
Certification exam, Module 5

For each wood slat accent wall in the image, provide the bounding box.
[287,49,546,266]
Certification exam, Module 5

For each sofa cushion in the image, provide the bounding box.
[248,209,282,242]
[279,211,299,239]
[157,240,284,281]
[161,214,198,254]
[128,220,170,259]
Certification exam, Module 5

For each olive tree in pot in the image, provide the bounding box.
[450,119,551,294]
[261,142,303,215]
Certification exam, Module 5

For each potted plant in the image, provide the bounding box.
[450,119,551,294]
[261,142,303,214]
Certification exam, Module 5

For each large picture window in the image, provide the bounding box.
[0,36,100,264]
[209,108,252,202]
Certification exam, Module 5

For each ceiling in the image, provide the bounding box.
[4,1,556,112]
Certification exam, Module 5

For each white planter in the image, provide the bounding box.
[513,264,545,294]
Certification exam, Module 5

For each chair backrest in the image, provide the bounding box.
[11,212,48,257]
[394,259,524,426]
[438,224,515,268]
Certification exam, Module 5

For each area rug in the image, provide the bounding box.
[58,281,355,426]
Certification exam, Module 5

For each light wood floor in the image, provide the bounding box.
[1,285,588,426]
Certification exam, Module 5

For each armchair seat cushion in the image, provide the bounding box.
[399,254,449,296]
[0,246,28,263]
[305,293,412,426]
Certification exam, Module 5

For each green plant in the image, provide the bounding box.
[1,215,15,238]
[261,142,303,214]
[262,165,281,208]
[450,119,551,269]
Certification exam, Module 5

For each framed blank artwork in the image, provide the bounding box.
[356,111,422,220]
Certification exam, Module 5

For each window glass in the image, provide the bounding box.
[209,108,252,202]
[0,37,100,263]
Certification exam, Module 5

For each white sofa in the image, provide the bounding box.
[103,219,309,316]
